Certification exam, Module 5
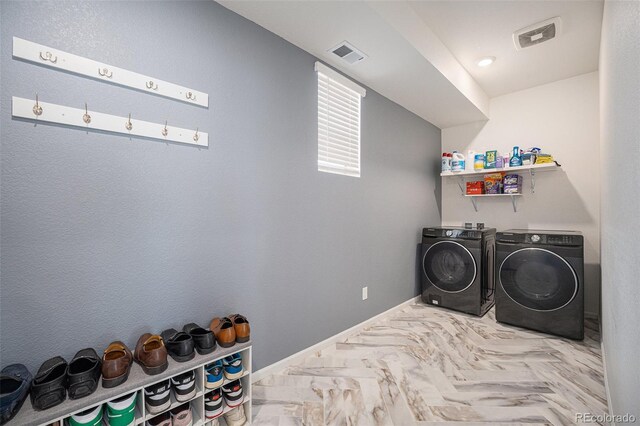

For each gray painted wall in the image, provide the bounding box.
[599,0,640,418]
[0,1,441,371]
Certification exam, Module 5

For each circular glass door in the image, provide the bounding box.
[423,241,476,293]
[499,248,578,311]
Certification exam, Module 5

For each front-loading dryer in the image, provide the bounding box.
[495,229,584,340]
[421,226,496,316]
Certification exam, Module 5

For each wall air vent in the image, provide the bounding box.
[328,41,367,65]
[513,17,562,50]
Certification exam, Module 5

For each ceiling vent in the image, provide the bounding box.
[513,17,562,50]
[328,41,367,65]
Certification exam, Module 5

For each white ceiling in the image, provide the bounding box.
[218,1,490,128]
[219,0,604,128]
[410,1,604,97]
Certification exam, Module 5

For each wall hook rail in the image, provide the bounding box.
[14,37,208,107]
[12,96,208,147]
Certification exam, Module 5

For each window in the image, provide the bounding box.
[315,62,366,177]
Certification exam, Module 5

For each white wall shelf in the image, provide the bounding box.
[12,96,208,147]
[442,163,560,212]
[440,162,559,178]
[13,37,209,107]
[9,343,252,426]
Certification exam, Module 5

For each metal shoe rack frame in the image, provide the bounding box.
[9,342,252,426]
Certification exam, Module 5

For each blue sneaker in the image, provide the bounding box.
[222,353,243,380]
[205,360,224,389]
[0,364,32,424]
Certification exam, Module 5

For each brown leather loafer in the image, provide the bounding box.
[134,334,168,375]
[228,314,250,343]
[102,341,133,388]
[209,317,236,348]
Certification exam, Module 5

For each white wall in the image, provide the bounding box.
[441,72,600,316]
[599,0,640,418]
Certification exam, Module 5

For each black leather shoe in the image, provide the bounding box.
[183,323,216,355]
[0,364,32,424]
[30,356,67,410]
[67,348,101,399]
[160,329,195,362]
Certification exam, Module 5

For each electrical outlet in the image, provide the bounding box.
[362,286,368,300]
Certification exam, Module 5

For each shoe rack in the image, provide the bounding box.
[9,342,252,426]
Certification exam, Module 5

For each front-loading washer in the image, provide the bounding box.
[495,229,584,339]
[421,226,496,316]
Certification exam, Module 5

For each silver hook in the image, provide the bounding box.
[162,120,168,137]
[83,103,91,124]
[146,80,158,91]
[39,51,57,63]
[33,94,43,116]
[186,91,196,101]
[193,128,199,142]
[125,113,133,131]
[98,67,113,78]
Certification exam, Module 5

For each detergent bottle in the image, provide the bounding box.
[509,146,523,167]
[466,150,476,170]
[451,152,465,172]
[441,153,451,172]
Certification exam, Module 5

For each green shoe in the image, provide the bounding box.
[106,392,137,426]
[69,405,103,426]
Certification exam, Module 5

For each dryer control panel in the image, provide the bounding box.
[497,230,583,246]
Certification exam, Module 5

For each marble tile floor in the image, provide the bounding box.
[252,302,608,425]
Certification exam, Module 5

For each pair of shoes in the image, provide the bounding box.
[135,334,168,375]
[102,341,133,388]
[144,370,196,414]
[31,348,102,410]
[209,314,250,347]
[223,405,247,426]
[160,322,218,362]
[204,380,244,420]
[68,405,102,426]
[0,364,32,424]
[105,392,137,426]
[204,354,244,389]
[147,402,192,426]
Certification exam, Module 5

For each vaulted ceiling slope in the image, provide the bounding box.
[218,0,490,129]
[218,1,603,128]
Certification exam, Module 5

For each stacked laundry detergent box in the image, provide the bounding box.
[503,174,523,194]
[484,173,504,194]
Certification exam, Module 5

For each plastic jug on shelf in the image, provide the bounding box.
[441,152,451,172]
[451,152,465,172]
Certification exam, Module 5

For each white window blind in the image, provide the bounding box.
[315,62,366,178]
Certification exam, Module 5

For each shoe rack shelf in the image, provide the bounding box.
[9,342,252,426]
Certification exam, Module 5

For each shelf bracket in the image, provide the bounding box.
[530,169,536,193]
[511,195,518,213]
[457,177,465,195]
[470,197,478,212]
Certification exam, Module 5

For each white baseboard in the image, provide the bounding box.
[252,295,421,383]
[601,338,615,421]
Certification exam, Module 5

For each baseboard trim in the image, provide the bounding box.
[252,295,421,383]
[601,336,615,421]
